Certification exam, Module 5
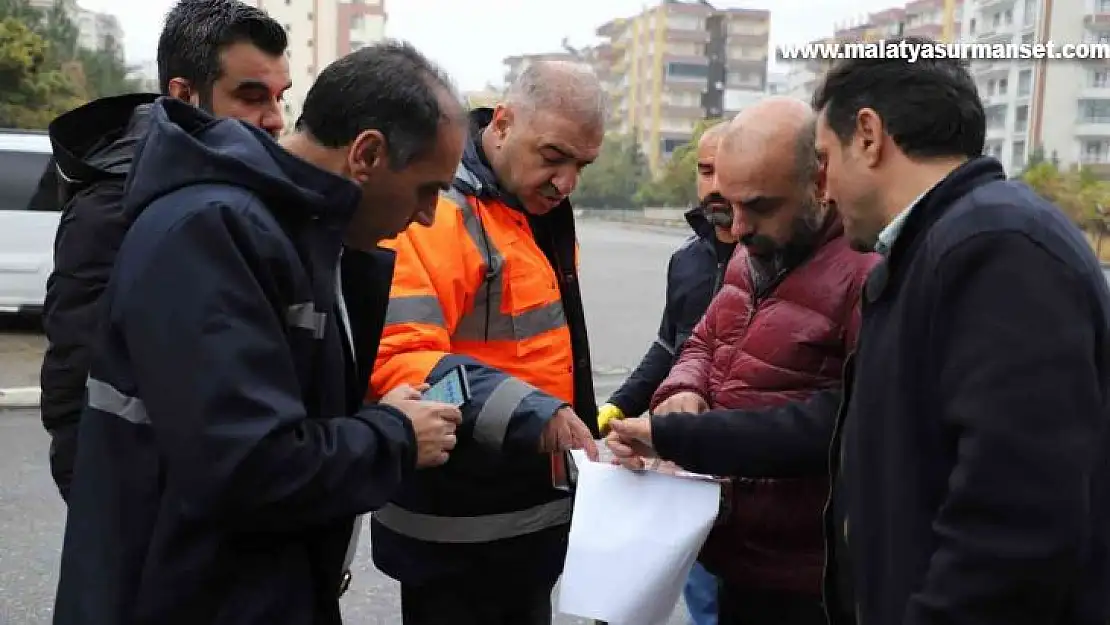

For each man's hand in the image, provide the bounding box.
[539,406,600,461]
[652,391,708,416]
[605,417,656,471]
[381,391,461,468]
[380,383,428,403]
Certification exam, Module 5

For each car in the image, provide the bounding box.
[0,129,57,315]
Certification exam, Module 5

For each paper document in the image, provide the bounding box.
[556,449,722,625]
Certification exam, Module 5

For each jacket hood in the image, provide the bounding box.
[684,205,716,241]
[123,97,360,226]
[453,107,574,216]
[49,92,160,183]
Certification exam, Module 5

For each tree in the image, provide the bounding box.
[79,34,140,99]
[0,16,82,128]
[0,0,138,130]
[571,133,651,208]
[1021,159,1110,226]
[635,118,724,207]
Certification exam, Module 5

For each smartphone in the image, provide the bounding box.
[552,450,579,492]
[422,365,471,407]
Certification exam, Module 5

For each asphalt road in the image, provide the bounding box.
[0,219,693,625]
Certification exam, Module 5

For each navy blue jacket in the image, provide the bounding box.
[53,98,417,625]
[606,207,732,416]
[651,157,1110,625]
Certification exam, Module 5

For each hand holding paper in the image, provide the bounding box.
[605,417,657,470]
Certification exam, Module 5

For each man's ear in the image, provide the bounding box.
[815,158,828,202]
[166,78,198,106]
[490,103,513,142]
[349,129,386,181]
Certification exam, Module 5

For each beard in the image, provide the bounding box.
[742,195,824,259]
[699,192,732,229]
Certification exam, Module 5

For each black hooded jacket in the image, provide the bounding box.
[39,92,160,501]
[53,97,415,625]
[605,207,734,416]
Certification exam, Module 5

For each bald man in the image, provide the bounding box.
[627,97,879,625]
[368,60,606,624]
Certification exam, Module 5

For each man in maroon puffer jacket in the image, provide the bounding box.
[650,97,879,625]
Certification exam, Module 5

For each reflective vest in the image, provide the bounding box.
[370,188,576,404]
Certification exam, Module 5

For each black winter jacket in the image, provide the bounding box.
[606,207,732,416]
[39,92,160,500]
[53,97,416,625]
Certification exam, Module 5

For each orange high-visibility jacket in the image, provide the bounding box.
[368,152,597,587]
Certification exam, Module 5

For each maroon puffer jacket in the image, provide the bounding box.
[650,210,878,596]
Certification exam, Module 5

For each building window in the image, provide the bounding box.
[1100,0,1110,13]
[1023,0,1036,24]
[1079,99,1110,123]
[284,23,291,32]
[666,62,708,79]
[1018,70,1032,96]
[662,137,690,154]
[998,78,1008,95]
[1015,105,1029,132]
[1011,141,1026,168]
[307,11,313,20]
[1083,140,1110,163]
[1093,70,1110,88]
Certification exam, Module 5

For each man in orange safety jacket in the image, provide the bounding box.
[368,61,606,624]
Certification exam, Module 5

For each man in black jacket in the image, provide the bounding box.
[608,39,1110,625]
[53,42,466,625]
[598,121,736,429]
[40,0,291,502]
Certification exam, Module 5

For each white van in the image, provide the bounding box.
[0,130,57,315]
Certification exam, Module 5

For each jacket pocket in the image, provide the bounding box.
[501,241,565,354]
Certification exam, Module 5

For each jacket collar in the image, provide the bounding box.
[684,205,716,241]
[863,156,1007,303]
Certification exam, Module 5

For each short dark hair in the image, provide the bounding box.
[157,0,287,97]
[297,40,464,169]
[812,37,985,160]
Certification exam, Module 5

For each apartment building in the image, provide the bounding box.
[784,0,1110,177]
[27,0,123,57]
[247,0,387,129]
[784,0,965,103]
[596,0,771,174]
[1035,0,1110,177]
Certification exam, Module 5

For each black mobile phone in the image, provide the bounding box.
[422,365,471,407]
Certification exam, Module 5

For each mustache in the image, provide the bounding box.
[539,183,563,200]
[700,193,732,228]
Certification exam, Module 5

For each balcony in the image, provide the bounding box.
[1086,12,1110,30]
[973,60,1012,76]
[1081,85,1110,99]
[903,22,943,39]
[666,28,709,44]
[981,92,1011,107]
[985,124,1009,140]
[1075,117,1110,137]
[975,26,1015,43]
[978,0,1016,9]
[726,33,768,46]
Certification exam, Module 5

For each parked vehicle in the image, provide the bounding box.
[0,129,57,315]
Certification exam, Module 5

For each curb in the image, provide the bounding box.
[0,386,41,409]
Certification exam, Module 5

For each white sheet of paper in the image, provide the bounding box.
[556,449,722,625]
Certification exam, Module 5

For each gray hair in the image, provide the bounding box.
[505,60,608,129]
[794,115,819,185]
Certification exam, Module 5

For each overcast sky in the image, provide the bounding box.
[74,0,900,91]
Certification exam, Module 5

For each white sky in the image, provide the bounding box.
[74,0,901,91]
